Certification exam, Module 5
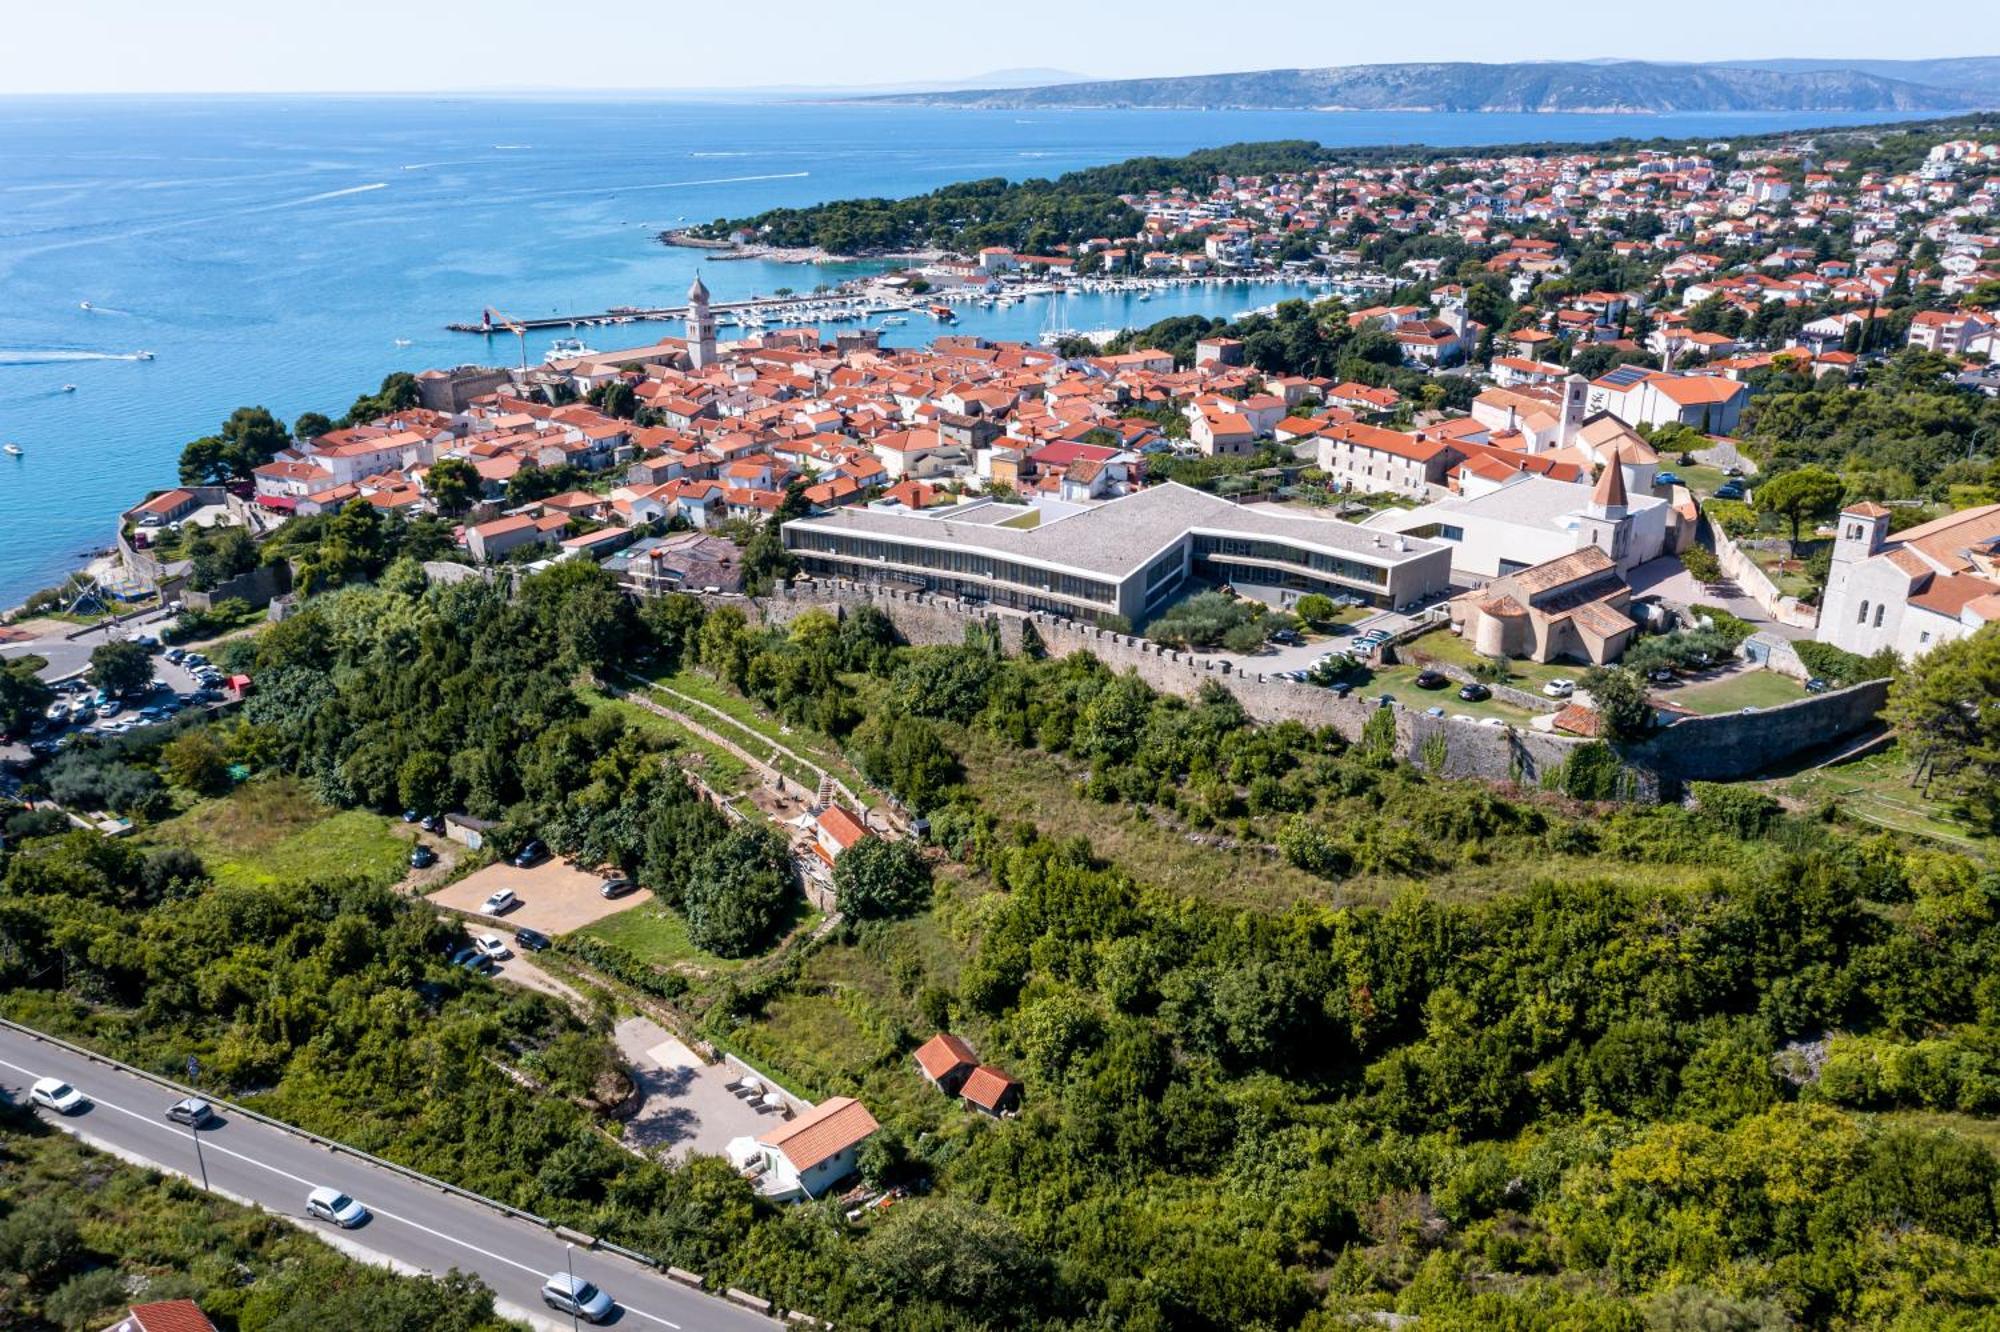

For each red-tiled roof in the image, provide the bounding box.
[913,1033,976,1081]
[960,1065,1020,1112]
[758,1096,878,1171]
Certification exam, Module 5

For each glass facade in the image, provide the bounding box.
[787,527,1118,610]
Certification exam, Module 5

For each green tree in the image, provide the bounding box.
[88,639,153,697]
[1888,623,2000,829]
[425,456,483,516]
[160,729,231,794]
[1755,465,1845,554]
[1293,592,1337,627]
[397,750,454,814]
[0,659,54,737]
[1583,665,1653,742]
[178,405,291,484]
[682,823,794,957]
[188,525,260,591]
[1679,544,1722,585]
[293,411,335,440]
[833,835,930,921]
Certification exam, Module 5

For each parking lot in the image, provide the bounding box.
[432,858,653,934]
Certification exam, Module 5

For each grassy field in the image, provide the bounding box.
[1359,663,1543,725]
[637,667,862,789]
[957,731,1349,909]
[1404,627,1578,693]
[144,775,409,890]
[575,903,754,973]
[576,684,755,794]
[1659,667,1806,716]
[1766,746,1984,850]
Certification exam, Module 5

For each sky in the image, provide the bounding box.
[4,0,1991,95]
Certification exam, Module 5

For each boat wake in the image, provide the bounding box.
[0,349,150,366]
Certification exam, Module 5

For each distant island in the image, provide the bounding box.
[855,58,1999,115]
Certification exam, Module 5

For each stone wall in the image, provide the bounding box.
[1710,523,1818,629]
[186,561,291,612]
[741,579,1889,799]
[749,579,1593,787]
[1623,677,1891,788]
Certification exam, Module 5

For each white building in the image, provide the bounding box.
[726,1096,879,1202]
[1364,463,1669,583]
[1817,501,2000,659]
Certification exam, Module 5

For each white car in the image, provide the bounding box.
[29,1077,88,1114]
[472,933,512,962]
[481,889,519,915]
[305,1185,370,1228]
[1543,678,1577,699]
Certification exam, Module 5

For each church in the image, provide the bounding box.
[1816,501,2000,660]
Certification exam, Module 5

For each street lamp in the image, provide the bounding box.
[564,1242,580,1332]
[186,1055,209,1192]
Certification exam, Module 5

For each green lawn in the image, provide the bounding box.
[1657,667,1805,716]
[1361,663,1543,725]
[957,731,1346,909]
[577,684,755,794]
[1765,746,1984,850]
[1675,463,1731,495]
[144,775,410,890]
[639,667,868,791]
[1402,627,1579,693]
[575,904,752,972]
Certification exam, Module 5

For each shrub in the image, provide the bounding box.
[1795,639,1896,684]
[834,835,932,922]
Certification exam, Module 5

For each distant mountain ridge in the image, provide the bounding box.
[859,60,1997,114]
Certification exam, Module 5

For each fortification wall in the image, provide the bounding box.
[744,579,1887,799]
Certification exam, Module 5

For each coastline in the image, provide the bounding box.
[660,228,941,267]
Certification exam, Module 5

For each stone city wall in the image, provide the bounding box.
[741,579,1887,798]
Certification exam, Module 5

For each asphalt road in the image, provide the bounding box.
[0,607,179,681]
[0,1025,780,1332]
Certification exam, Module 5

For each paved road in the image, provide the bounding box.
[0,607,179,680]
[0,1025,779,1332]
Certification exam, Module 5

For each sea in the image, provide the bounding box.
[0,97,1935,604]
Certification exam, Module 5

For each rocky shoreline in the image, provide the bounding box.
[658,228,941,267]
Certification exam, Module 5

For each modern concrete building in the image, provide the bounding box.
[782,483,1454,623]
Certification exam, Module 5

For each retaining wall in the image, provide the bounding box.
[739,579,1888,799]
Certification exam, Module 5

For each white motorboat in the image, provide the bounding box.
[4,443,23,457]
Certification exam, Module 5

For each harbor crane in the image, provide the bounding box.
[480,306,529,369]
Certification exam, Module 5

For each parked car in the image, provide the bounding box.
[1329,682,1354,698]
[510,839,548,869]
[1414,670,1448,690]
[1715,481,1746,501]
[1457,682,1491,702]
[1655,471,1681,487]
[408,845,437,870]
[513,928,551,953]
[305,1186,370,1228]
[482,888,519,916]
[420,813,444,834]
[164,648,187,664]
[1424,705,1447,718]
[599,878,636,900]
[402,808,421,823]
[449,946,493,973]
[541,1274,615,1325]
[1806,677,1830,693]
[1649,669,1676,684]
[472,933,511,962]
[165,1097,215,1128]
[1268,627,1302,646]
[29,1077,87,1115]
[1543,679,1577,699]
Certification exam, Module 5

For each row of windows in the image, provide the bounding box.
[787,529,1118,606]
[1190,535,1388,586]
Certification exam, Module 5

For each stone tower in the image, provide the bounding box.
[686,270,716,370]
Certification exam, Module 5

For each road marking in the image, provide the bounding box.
[1,1055,681,1329]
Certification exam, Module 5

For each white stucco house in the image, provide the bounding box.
[727,1095,879,1202]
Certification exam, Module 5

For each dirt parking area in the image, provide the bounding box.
[432,858,653,935]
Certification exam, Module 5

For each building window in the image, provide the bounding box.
[1873,603,1885,628]
[1857,599,1869,624]
[1920,631,1931,644]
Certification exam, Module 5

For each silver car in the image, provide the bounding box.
[305,1185,369,1228]
[541,1273,615,1324]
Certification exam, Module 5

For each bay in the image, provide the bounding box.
[0,96,1930,603]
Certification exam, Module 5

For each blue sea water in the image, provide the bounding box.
[0,97,1933,603]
